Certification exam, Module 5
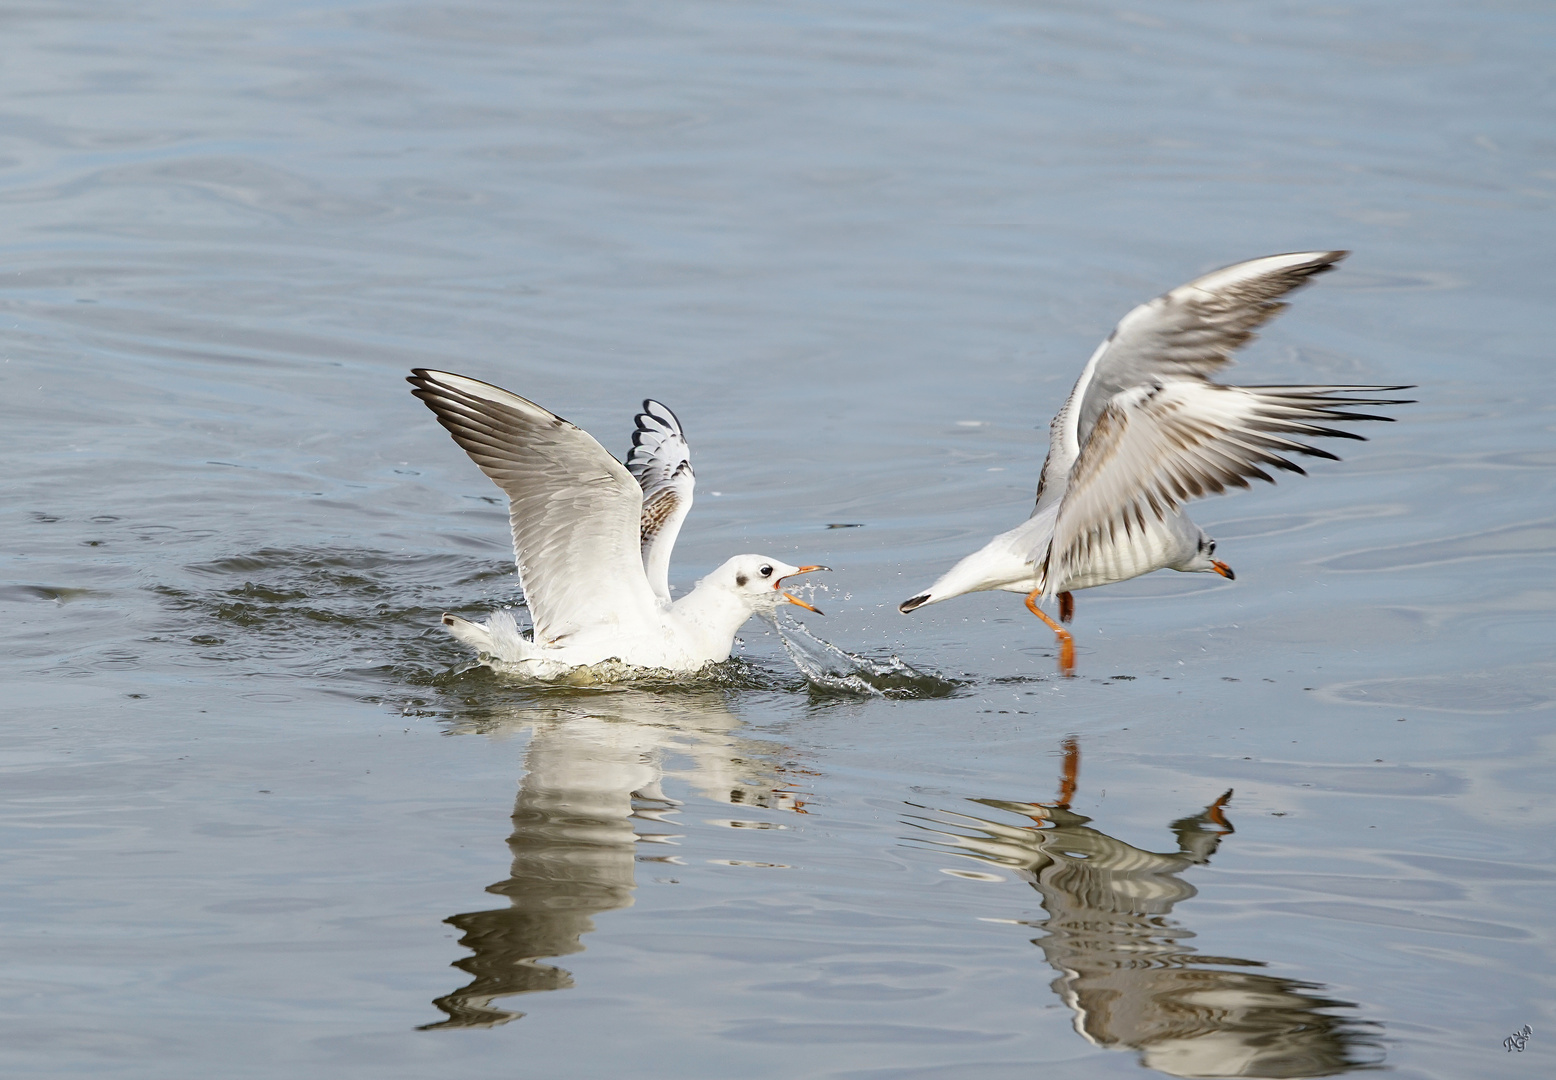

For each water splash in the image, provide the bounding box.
[767,611,961,699]
[481,653,781,691]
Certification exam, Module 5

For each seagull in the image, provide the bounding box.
[898,251,1412,676]
[409,370,826,678]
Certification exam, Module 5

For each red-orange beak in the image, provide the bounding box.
[777,565,829,615]
[1212,560,1235,580]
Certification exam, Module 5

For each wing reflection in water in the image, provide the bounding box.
[421,691,805,1030]
[909,739,1382,1078]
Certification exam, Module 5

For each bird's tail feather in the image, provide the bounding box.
[441,609,536,662]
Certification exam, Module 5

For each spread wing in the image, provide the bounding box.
[409,370,662,644]
[1041,380,1412,594]
[625,399,695,603]
[1033,251,1350,515]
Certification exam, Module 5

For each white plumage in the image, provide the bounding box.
[410,370,825,678]
[899,251,1411,675]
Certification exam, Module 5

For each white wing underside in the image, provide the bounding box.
[1024,251,1410,596]
[625,399,695,603]
[409,370,664,644]
[1050,508,1198,594]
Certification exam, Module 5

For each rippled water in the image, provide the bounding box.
[3,2,1554,1077]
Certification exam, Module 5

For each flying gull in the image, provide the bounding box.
[898,251,1411,676]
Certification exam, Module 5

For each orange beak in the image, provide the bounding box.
[777,565,829,615]
[1211,560,1235,580]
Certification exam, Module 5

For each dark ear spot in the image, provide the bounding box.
[735,573,748,587]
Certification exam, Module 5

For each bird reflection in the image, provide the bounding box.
[421,690,804,1030]
[908,739,1382,1078]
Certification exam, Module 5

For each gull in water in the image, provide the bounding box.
[898,251,1411,676]
[410,370,826,678]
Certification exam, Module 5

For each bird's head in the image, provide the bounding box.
[1183,532,1235,580]
[715,556,829,614]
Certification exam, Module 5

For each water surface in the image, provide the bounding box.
[2,2,1553,1077]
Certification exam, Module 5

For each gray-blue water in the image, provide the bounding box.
[3,2,1553,1077]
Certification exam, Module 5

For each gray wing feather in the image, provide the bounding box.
[1041,380,1411,594]
[626,399,695,603]
[409,370,663,643]
[1034,251,1349,515]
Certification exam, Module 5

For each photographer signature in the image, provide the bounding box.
[1504,1024,1533,1052]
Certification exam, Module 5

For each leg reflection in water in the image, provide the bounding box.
[421,693,804,1030]
[908,738,1383,1078]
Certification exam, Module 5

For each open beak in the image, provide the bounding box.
[777,565,829,615]
[1211,560,1235,580]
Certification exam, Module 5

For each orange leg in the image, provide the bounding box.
[1205,788,1234,833]
[1055,737,1079,807]
[1025,589,1076,677]
[1058,591,1074,624]
[1025,737,1081,823]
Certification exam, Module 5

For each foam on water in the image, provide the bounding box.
[445,607,959,698]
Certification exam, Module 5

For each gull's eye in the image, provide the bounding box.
[1208,541,1216,556]
[759,565,773,578]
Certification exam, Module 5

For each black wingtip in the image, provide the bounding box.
[633,398,685,438]
[899,594,930,614]
[1304,251,1347,275]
